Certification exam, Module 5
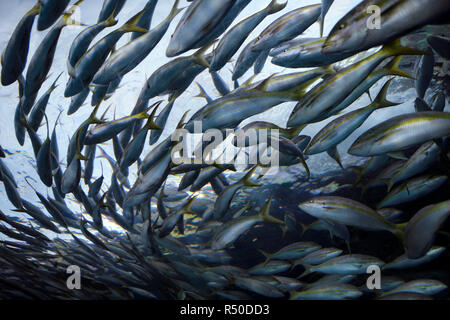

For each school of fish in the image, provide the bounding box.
[0,0,449,300]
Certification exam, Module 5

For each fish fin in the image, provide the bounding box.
[346,241,352,255]
[102,9,119,27]
[381,39,430,57]
[168,0,183,21]
[259,250,271,266]
[253,73,279,92]
[194,82,212,103]
[384,56,415,80]
[393,222,407,241]
[144,101,163,130]
[327,146,344,170]
[242,74,258,88]
[298,221,309,237]
[259,196,284,225]
[241,166,261,187]
[387,152,408,161]
[319,12,325,38]
[386,179,395,192]
[370,78,400,109]
[286,124,307,139]
[267,0,287,15]
[121,9,151,34]
[290,258,303,272]
[297,264,312,279]
[193,41,216,68]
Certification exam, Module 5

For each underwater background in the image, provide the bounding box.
[0,0,449,300]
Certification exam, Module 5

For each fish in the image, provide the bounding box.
[430,93,446,112]
[191,0,253,50]
[271,38,354,68]
[213,167,260,220]
[319,0,334,37]
[97,0,127,23]
[130,0,159,41]
[305,79,399,161]
[92,0,183,85]
[68,87,90,115]
[379,279,447,297]
[403,200,450,259]
[248,260,291,276]
[1,3,41,86]
[415,51,435,99]
[166,0,236,57]
[185,75,318,133]
[84,109,160,145]
[377,175,448,208]
[25,1,84,111]
[299,254,385,277]
[383,246,446,270]
[251,4,322,52]
[118,101,162,173]
[28,74,61,132]
[134,43,213,109]
[211,197,284,250]
[290,283,362,300]
[348,112,450,157]
[292,247,343,268]
[260,242,321,265]
[288,40,424,127]
[37,0,71,31]
[64,9,148,97]
[67,13,118,77]
[299,196,403,237]
[210,0,287,72]
[427,35,450,60]
[157,196,196,238]
[232,38,262,81]
[322,0,450,55]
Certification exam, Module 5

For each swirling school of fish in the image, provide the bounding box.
[0,0,449,300]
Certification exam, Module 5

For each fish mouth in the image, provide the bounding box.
[166,43,180,58]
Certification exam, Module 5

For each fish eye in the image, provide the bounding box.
[339,23,346,30]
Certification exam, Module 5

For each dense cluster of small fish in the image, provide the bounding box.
[0,0,449,300]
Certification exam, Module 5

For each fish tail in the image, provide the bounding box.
[144,102,163,131]
[259,250,271,266]
[49,72,63,92]
[193,41,216,68]
[290,259,303,272]
[298,220,309,237]
[121,9,151,34]
[194,82,210,102]
[384,56,415,80]
[319,13,325,38]
[241,166,262,187]
[370,78,400,110]
[102,10,118,27]
[29,2,42,15]
[169,0,183,20]
[267,0,287,15]
[296,264,312,279]
[393,222,407,241]
[381,39,430,58]
[259,196,284,225]
[286,124,307,139]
